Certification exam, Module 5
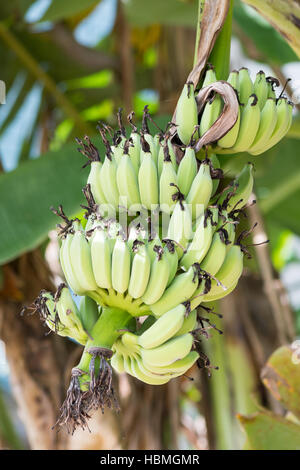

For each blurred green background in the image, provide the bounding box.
[0,0,300,451]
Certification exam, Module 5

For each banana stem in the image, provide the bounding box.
[208,0,233,80]
[77,306,132,374]
[193,1,206,68]
[203,302,235,450]
[56,307,132,431]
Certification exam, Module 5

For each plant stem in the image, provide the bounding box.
[0,21,92,136]
[193,1,206,68]
[248,194,295,343]
[203,302,235,450]
[77,307,132,374]
[208,0,233,80]
[0,387,23,449]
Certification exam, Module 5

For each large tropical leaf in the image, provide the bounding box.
[40,0,99,23]
[234,1,297,64]
[261,345,300,420]
[124,0,197,27]
[242,0,300,58]
[238,411,300,450]
[0,142,91,264]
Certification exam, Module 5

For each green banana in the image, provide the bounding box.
[218,163,253,212]
[100,155,120,208]
[128,242,151,299]
[186,160,213,219]
[253,71,269,110]
[250,97,293,155]
[111,352,125,373]
[70,230,97,292]
[180,208,218,270]
[87,161,107,206]
[202,67,217,87]
[138,304,186,349]
[176,147,197,197]
[249,98,277,154]
[218,70,240,148]
[157,140,177,177]
[176,82,198,145]
[144,350,199,375]
[200,68,222,137]
[111,238,131,294]
[60,232,85,295]
[159,143,178,212]
[78,295,99,334]
[90,228,112,289]
[190,244,244,309]
[127,112,141,174]
[229,94,260,153]
[138,139,159,210]
[150,266,198,317]
[218,107,240,149]
[55,285,83,332]
[227,70,239,90]
[121,331,140,356]
[238,67,253,105]
[167,201,193,258]
[140,106,158,163]
[142,245,171,305]
[164,241,179,286]
[174,310,197,336]
[116,145,141,209]
[199,230,227,276]
[43,291,87,344]
[141,333,193,367]
[130,357,171,385]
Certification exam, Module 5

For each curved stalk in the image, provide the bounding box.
[56,307,132,432]
[193,1,206,68]
[208,0,234,80]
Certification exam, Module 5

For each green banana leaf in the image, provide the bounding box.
[238,411,300,450]
[261,345,300,421]
[124,0,197,27]
[0,142,89,264]
[234,1,297,64]
[39,0,99,23]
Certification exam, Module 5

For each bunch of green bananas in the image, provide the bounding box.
[36,284,99,345]
[30,63,292,431]
[58,162,252,321]
[38,291,199,387]
[175,67,293,156]
[79,114,222,217]
[40,154,252,431]
[111,305,199,385]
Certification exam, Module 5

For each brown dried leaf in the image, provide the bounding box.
[188,0,230,88]
[194,80,239,151]
[170,0,230,138]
